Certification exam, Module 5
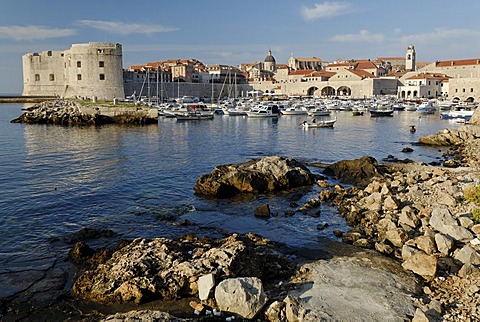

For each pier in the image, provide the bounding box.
[0,95,56,103]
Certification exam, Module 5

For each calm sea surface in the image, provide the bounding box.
[0,103,461,295]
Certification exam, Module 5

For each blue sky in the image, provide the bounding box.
[1,0,480,94]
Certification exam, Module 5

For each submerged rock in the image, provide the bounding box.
[193,156,316,197]
[323,156,383,187]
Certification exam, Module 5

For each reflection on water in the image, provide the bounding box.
[0,104,461,281]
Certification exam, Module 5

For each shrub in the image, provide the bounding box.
[464,184,480,205]
[473,208,480,224]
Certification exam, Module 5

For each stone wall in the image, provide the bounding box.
[23,43,125,100]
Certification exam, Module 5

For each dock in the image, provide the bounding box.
[0,95,56,103]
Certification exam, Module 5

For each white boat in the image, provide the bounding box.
[416,101,436,114]
[440,109,474,120]
[281,105,308,115]
[404,102,418,111]
[175,110,214,120]
[246,104,280,118]
[307,106,330,116]
[301,117,336,128]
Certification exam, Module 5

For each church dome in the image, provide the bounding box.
[264,49,276,63]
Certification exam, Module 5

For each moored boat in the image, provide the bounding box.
[369,108,394,117]
[301,117,336,128]
[175,110,214,120]
[440,109,474,120]
[416,101,436,114]
[246,104,280,118]
[281,105,308,115]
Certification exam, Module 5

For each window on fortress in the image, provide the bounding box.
[77,61,81,68]
[471,88,474,92]
[77,74,82,81]
[99,61,105,68]
[47,51,52,56]
[49,74,54,81]
[35,74,40,81]
[99,74,105,80]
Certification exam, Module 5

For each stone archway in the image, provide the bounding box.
[321,86,336,97]
[337,86,351,96]
[307,86,320,97]
[466,97,475,102]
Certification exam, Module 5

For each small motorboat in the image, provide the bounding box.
[301,117,336,128]
[369,108,394,117]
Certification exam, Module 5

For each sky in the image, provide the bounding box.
[2,0,480,94]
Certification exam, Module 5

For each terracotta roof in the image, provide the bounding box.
[129,65,146,71]
[320,71,336,78]
[435,58,480,67]
[288,69,315,76]
[348,69,376,79]
[354,60,378,70]
[376,57,405,61]
[407,72,451,80]
[327,62,355,67]
[385,71,408,78]
[276,64,289,69]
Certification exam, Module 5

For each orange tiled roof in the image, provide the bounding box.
[435,58,480,67]
[129,65,146,71]
[407,72,451,80]
[348,69,376,79]
[354,60,378,70]
[288,69,315,76]
[376,57,405,61]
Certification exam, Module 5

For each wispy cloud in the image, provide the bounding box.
[0,25,76,41]
[331,29,384,42]
[77,20,178,35]
[301,2,351,21]
[400,27,480,44]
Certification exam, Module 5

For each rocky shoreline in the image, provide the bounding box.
[1,109,479,321]
[10,99,158,125]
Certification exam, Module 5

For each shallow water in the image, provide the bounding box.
[0,103,460,293]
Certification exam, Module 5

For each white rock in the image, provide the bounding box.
[214,277,268,319]
[198,273,215,301]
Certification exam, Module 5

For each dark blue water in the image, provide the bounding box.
[0,103,460,296]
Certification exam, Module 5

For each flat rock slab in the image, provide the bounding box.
[289,249,419,322]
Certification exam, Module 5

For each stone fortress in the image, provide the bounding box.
[22,42,125,100]
[22,42,480,103]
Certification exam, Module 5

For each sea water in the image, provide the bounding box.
[0,103,461,296]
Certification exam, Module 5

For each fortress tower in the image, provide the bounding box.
[406,44,416,72]
[22,42,125,100]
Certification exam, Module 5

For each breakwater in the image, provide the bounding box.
[0,95,56,103]
[10,99,158,125]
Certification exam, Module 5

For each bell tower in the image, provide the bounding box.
[406,44,416,71]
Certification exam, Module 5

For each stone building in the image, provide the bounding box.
[399,58,480,101]
[398,72,450,99]
[22,42,124,100]
[288,56,322,71]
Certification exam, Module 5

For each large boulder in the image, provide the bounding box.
[323,156,383,187]
[214,277,268,319]
[469,106,480,125]
[71,233,293,304]
[193,156,316,197]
